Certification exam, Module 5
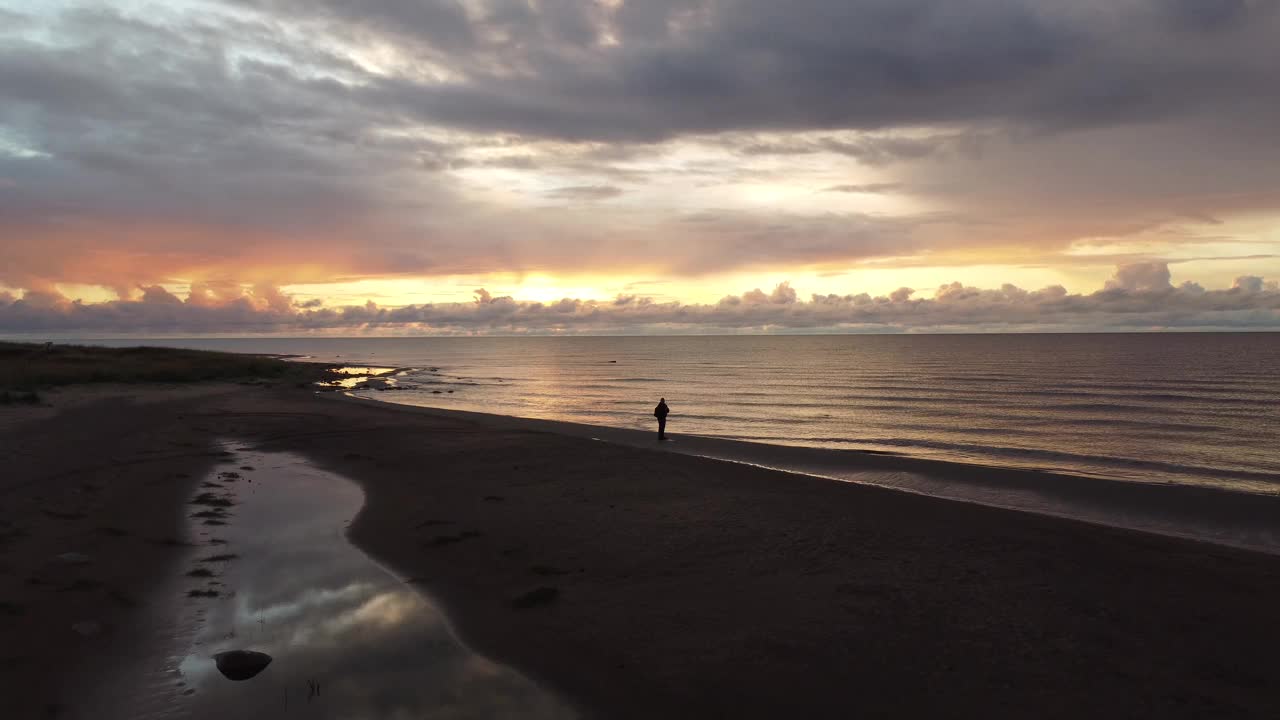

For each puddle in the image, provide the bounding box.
[102,443,576,719]
[322,367,400,390]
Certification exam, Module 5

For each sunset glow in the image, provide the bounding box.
[1,0,1278,334]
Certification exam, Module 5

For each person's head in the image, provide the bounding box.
[660,398,665,402]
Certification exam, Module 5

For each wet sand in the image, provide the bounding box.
[341,399,1280,553]
[4,383,1280,718]
[1,385,230,719]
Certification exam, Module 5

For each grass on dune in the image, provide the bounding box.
[0,341,335,392]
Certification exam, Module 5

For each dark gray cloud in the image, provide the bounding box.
[303,0,1280,142]
[231,0,478,53]
[3,264,1277,334]
[14,1,1275,148]
[1162,0,1256,31]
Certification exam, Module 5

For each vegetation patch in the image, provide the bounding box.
[0,341,337,392]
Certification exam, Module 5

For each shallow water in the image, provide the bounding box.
[107,444,575,719]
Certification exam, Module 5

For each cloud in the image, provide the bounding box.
[544,185,624,201]
[720,280,798,307]
[313,0,1280,143]
[740,134,982,166]
[1104,261,1173,292]
[890,287,916,303]
[821,183,903,194]
[1,1,1279,297]
[1233,275,1265,293]
[3,264,1277,335]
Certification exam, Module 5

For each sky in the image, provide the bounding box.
[1,0,1278,334]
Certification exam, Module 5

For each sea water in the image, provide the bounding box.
[94,334,1280,495]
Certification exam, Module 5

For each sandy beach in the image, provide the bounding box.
[7,0,1280,712]
[4,381,1280,718]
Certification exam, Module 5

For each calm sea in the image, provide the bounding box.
[97,334,1280,496]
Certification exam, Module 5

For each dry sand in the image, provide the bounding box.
[3,383,1280,718]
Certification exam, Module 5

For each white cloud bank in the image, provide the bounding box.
[1,263,1277,336]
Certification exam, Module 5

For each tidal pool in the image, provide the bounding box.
[139,443,576,719]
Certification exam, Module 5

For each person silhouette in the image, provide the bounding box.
[654,398,670,441]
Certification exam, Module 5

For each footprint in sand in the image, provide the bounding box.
[0,601,26,616]
[198,553,240,563]
[510,586,559,609]
[412,519,453,529]
[42,509,87,521]
[426,531,482,547]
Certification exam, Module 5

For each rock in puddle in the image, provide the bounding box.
[213,650,273,681]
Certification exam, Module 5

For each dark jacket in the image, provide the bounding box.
[654,401,669,419]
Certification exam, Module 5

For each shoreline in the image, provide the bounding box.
[336,391,1280,555]
[6,382,1280,718]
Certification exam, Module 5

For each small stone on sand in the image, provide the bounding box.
[511,586,559,609]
